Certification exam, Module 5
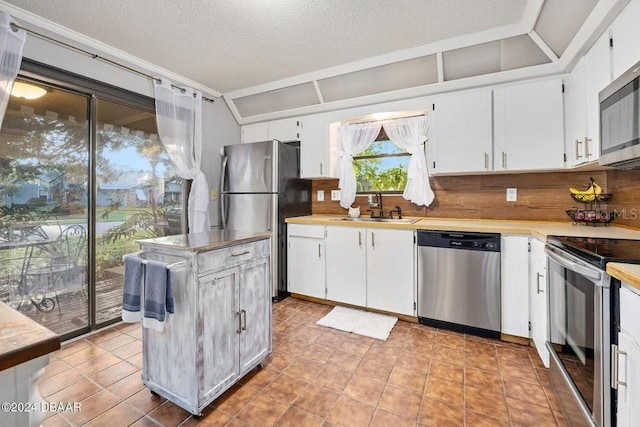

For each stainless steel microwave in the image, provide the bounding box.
[599,59,640,169]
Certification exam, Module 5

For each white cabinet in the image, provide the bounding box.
[241,119,300,144]
[611,0,640,80]
[501,235,530,338]
[431,89,493,174]
[268,118,300,142]
[140,236,271,415]
[565,32,611,167]
[287,224,326,299]
[529,237,549,367]
[366,229,415,316]
[299,114,336,178]
[241,123,269,144]
[325,226,366,306]
[616,282,640,426]
[494,78,565,172]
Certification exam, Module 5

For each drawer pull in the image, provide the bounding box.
[231,251,250,257]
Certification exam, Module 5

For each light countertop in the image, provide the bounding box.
[608,263,640,292]
[138,230,271,253]
[286,215,640,241]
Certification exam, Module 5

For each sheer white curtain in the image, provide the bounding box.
[382,116,434,206]
[338,122,382,208]
[0,13,26,128]
[153,78,211,233]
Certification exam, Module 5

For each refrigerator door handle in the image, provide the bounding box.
[220,155,228,229]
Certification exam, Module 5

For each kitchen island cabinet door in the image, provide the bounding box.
[238,256,271,375]
[325,226,366,306]
[199,267,240,405]
[366,229,415,316]
[431,89,493,174]
[287,232,326,299]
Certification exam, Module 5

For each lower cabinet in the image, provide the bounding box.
[141,238,271,415]
[616,283,640,425]
[287,224,416,316]
[501,235,530,338]
[325,226,367,306]
[529,237,549,367]
[366,228,415,316]
[287,224,326,299]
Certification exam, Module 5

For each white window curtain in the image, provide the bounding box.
[338,122,382,208]
[0,13,26,128]
[382,116,435,206]
[153,78,211,233]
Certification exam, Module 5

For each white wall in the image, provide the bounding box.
[21,35,241,228]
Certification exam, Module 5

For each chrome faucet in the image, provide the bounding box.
[367,192,384,218]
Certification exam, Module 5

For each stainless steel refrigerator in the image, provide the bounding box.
[220,140,311,300]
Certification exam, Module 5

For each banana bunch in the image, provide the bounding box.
[569,178,602,202]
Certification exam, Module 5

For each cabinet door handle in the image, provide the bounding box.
[371,232,375,248]
[484,152,489,169]
[612,344,628,389]
[237,311,242,334]
[231,251,250,257]
[358,231,362,247]
[575,139,583,160]
[320,162,323,175]
[318,243,321,259]
[241,309,247,331]
[585,137,592,158]
[536,272,544,294]
[502,152,507,168]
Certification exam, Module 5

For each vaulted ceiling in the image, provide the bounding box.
[0,0,619,123]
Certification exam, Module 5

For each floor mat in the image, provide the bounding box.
[316,305,398,340]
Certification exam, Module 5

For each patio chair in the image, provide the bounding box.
[23,225,87,313]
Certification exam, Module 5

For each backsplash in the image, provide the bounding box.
[310,169,640,229]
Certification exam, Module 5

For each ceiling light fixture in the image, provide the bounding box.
[11,82,47,99]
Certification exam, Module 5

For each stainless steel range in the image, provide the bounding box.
[545,236,640,427]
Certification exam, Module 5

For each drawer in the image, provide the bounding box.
[288,224,324,239]
[198,238,270,275]
[621,283,640,340]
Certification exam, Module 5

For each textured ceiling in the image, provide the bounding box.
[4,0,528,93]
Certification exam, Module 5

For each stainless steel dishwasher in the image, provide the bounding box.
[417,230,501,338]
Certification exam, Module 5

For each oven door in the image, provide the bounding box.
[545,245,611,427]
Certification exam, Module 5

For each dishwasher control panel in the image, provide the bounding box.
[417,231,501,252]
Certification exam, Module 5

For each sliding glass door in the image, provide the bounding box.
[0,71,185,339]
[95,99,181,325]
[0,82,90,336]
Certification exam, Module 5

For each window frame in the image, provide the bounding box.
[352,129,411,194]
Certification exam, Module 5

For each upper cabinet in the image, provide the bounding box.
[299,113,337,179]
[565,32,611,167]
[493,78,565,172]
[241,119,300,144]
[430,89,493,174]
[611,0,640,80]
[429,78,565,175]
[268,118,300,142]
[241,122,269,144]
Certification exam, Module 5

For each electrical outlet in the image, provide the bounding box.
[210,190,218,201]
[317,190,325,202]
[331,190,341,201]
[506,188,517,202]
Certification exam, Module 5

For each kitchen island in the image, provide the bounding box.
[135,230,272,415]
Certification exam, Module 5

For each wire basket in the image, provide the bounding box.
[566,209,617,226]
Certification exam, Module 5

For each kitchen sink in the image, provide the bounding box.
[331,217,420,224]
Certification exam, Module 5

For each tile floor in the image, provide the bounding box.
[39,298,565,426]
